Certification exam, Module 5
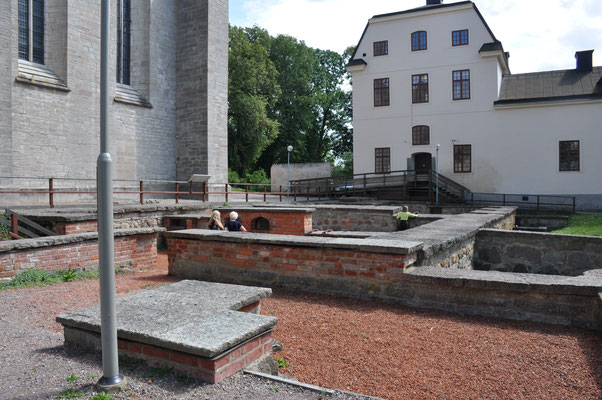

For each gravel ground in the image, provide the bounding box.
[0,260,366,400]
[1,253,600,400]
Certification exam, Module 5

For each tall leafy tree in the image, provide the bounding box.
[257,34,316,172]
[228,26,281,176]
[229,26,354,177]
[305,48,352,162]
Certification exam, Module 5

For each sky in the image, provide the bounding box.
[229,0,602,74]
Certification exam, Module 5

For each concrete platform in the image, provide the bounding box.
[57,280,278,383]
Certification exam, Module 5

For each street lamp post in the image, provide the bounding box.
[287,145,293,197]
[435,144,440,204]
[96,0,125,393]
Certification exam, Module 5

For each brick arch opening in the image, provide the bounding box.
[251,217,270,232]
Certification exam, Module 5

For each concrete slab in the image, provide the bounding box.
[57,280,277,358]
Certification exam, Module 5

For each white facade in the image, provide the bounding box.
[347,1,602,209]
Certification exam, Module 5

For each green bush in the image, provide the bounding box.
[245,169,270,192]
[228,168,271,192]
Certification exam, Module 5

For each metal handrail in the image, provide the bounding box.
[0,177,284,208]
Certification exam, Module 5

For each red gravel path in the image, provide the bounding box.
[8,253,602,400]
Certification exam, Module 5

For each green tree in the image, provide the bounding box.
[305,48,352,162]
[257,34,316,171]
[228,26,281,176]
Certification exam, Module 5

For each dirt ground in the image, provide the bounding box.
[2,253,600,400]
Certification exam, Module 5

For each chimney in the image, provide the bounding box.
[575,50,593,72]
[426,0,443,5]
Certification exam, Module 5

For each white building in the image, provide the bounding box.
[346,0,602,210]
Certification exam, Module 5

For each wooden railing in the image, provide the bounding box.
[290,169,470,202]
[0,208,58,240]
[0,176,290,208]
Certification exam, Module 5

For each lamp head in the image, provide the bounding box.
[287,145,293,152]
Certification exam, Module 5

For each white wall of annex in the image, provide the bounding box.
[352,5,500,174]
[350,4,602,197]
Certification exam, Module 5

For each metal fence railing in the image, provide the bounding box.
[0,176,296,208]
[469,192,576,213]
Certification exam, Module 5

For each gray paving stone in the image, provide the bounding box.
[57,280,277,358]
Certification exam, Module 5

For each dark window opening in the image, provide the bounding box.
[412,74,429,103]
[411,31,427,51]
[375,148,391,174]
[454,145,471,173]
[117,0,131,85]
[252,217,270,232]
[373,40,388,56]
[452,29,469,46]
[18,0,45,64]
[559,141,580,171]
[374,78,390,107]
[412,126,430,145]
[453,69,470,100]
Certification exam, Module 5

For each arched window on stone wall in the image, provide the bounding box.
[251,217,270,232]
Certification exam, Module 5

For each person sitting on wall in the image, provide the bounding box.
[226,211,247,232]
[208,210,225,230]
[396,205,419,231]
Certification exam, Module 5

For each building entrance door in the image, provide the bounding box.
[413,152,432,172]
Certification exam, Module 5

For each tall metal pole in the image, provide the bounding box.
[96,0,125,392]
[287,145,293,197]
[435,144,440,204]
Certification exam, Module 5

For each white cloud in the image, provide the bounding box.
[230,0,602,73]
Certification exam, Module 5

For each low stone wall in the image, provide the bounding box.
[0,228,163,278]
[515,215,569,230]
[392,267,602,330]
[474,229,602,276]
[310,205,402,232]
[167,231,422,296]
[166,230,602,330]
[418,209,516,269]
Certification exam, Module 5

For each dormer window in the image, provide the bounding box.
[373,41,388,56]
[411,31,427,51]
[452,30,469,46]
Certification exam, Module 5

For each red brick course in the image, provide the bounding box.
[0,233,157,278]
[230,211,312,236]
[54,221,99,235]
[116,330,273,384]
[167,238,416,283]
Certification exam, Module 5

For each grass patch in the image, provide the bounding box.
[0,213,9,240]
[55,388,85,399]
[0,268,99,291]
[551,214,602,237]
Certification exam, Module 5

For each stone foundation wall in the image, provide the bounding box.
[0,228,162,278]
[167,232,420,298]
[311,206,401,232]
[166,231,602,330]
[391,267,602,330]
[474,229,602,276]
[53,216,164,235]
[515,215,569,230]
[64,326,273,384]
[418,210,515,269]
